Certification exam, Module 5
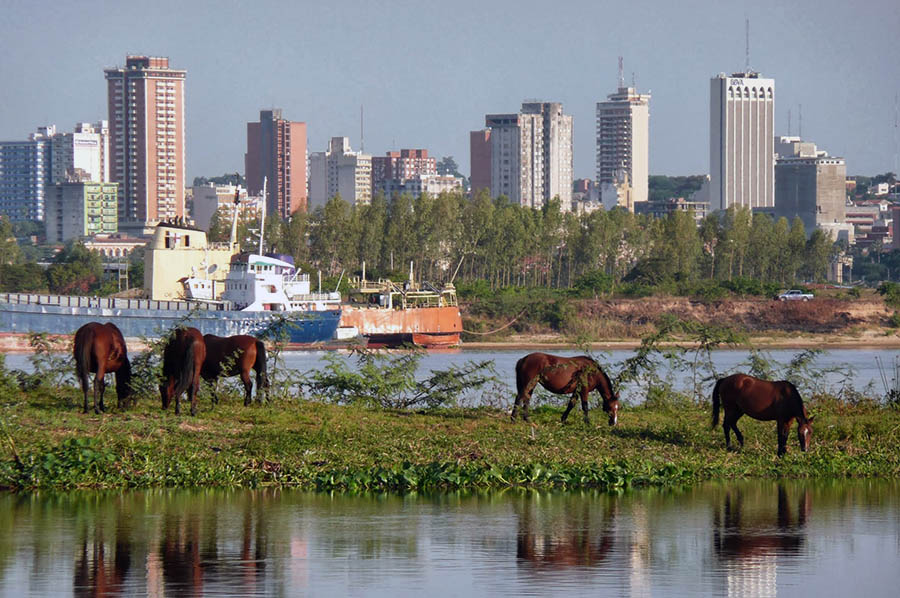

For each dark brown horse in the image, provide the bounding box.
[201,334,268,406]
[712,373,814,456]
[159,327,206,416]
[512,353,619,425]
[74,322,132,414]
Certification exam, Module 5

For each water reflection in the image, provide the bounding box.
[712,484,811,597]
[0,482,898,597]
[73,510,132,597]
[515,493,616,569]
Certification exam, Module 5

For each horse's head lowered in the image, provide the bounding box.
[594,362,619,426]
[798,413,815,452]
[601,392,619,427]
[116,358,133,403]
[790,383,814,452]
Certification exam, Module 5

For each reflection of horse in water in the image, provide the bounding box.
[156,493,271,596]
[159,511,205,596]
[515,494,617,569]
[73,514,132,597]
[713,484,812,561]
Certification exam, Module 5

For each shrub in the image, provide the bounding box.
[877,281,900,308]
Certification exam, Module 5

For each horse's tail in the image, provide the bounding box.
[75,327,93,392]
[173,337,199,400]
[254,340,268,392]
[514,355,528,394]
[711,378,723,429]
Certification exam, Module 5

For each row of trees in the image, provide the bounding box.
[207,190,837,293]
[0,216,107,294]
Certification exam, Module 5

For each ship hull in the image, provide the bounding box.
[340,305,462,348]
[0,294,340,344]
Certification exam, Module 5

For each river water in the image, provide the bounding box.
[0,481,897,597]
[5,347,899,404]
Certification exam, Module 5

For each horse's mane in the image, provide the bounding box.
[589,356,615,396]
[783,380,807,420]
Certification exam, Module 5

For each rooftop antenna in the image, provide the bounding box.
[631,71,635,88]
[617,56,624,89]
[745,17,751,73]
[360,105,364,153]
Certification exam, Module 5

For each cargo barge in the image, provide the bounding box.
[340,275,462,348]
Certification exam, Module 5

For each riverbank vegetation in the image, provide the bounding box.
[2,327,899,493]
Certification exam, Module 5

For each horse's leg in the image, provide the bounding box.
[82,378,91,414]
[731,415,744,448]
[776,420,789,457]
[512,376,537,422]
[92,376,101,414]
[723,411,736,450]
[242,370,253,407]
[97,377,107,413]
[561,392,577,423]
[211,379,219,406]
[579,387,590,424]
[189,378,198,417]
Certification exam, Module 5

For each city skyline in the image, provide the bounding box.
[1,0,898,182]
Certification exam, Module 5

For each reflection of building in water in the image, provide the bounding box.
[628,502,651,597]
[724,554,777,598]
[713,484,811,598]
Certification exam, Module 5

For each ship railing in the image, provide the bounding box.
[0,292,231,312]
[285,292,342,304]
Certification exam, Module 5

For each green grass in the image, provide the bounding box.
[2,386,899,492]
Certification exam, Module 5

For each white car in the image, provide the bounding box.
[777,289,813,301]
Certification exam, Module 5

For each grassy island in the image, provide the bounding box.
[3,384,899,493]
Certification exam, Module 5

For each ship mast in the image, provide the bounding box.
[229,187,240,251]
[258,177,267,255]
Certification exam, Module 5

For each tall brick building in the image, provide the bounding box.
[105,56,186,232]
[245,109,308,217]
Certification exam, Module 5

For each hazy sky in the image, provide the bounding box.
[2,0,898,181]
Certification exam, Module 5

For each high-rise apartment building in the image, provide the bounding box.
[245,109,307,218]
[484,112,543,208]
[105,55,186,231]
[774,136,846,236]
[308,137,372,209]
[0,128,53,221]
[521,102,573,211]
[50,121,110,184]
[470,102,573,209]
[596,87,650,205]
[45,180,118,243]
[709,72,775,211]
[469,130,492,196]
[372,149,436,193]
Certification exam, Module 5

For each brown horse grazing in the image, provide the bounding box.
[74,322,133,414]
[712,373,815,456]
[159,327,206,416]
[201,334,269,406]
[512,353,619,425]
